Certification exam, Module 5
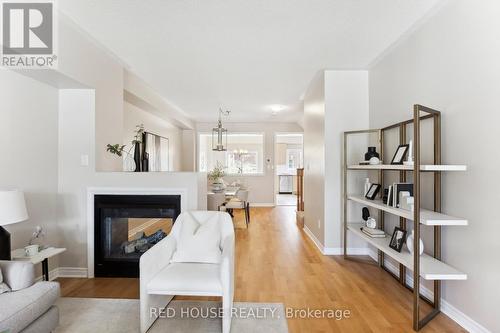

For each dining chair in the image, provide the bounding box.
[207,192,227,211]
[224,190,250,227]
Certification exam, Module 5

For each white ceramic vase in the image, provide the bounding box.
[407,230,424,255]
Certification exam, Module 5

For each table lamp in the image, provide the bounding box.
[0,190,29,260]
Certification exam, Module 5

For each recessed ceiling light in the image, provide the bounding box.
[270,104,286,112]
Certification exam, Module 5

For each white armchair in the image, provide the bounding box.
[140,211,235,333]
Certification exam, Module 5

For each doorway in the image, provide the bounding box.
[274,133,304,206]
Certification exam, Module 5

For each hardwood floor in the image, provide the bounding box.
[58,207,465,332]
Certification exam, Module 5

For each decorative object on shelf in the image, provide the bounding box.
[29,225,46,249]
[386,186,393,206]
[0,189,29,260]
[400,195,414,211]
[364,146,380,161]
[363,178,371,196]
[361,207,377,228]
[106,124,144,172]
[399,191,415,211]
[362,207,370,221]
[365,183,381,200]
[382,188,389,204]
[366,217,376,229]
[212,108,231,151]
[133,141,142,172]
[389,227,407,252]
[143,132,170,172]
[407,229,424,255]
[24,244,39,256]
[141,152,149,172]
[390,144,409,165]
[208,161,226,192]
[360,226,385,238]
[123,155,136,172]
[369,157,380,165]
[394,183,413,207]
[403,140,414,166]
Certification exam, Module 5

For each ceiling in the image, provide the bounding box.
[59,0,441,124]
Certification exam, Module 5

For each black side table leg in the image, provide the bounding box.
[42,258,49,281]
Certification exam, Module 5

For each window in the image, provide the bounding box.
[286,148,303,169]
[198,133,264,175]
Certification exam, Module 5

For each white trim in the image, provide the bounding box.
[328,247,371,256]
[35,267,88,282]
[250,202,275,207]
[86,187,188,278]
[366,249,491,333]
[303,225,370,256]
[303,225,325,253]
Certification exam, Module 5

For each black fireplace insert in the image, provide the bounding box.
[94,194,181,277]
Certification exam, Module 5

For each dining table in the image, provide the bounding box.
[207,186,240,197]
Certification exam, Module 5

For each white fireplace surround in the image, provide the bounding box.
[86,187,188,278]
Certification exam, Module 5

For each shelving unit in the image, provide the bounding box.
[347,164,466,171]
[348,195,468,226]
[343,105,468,331]
[347,224,466,280]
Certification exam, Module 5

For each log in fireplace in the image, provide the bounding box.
[94,195,181,277]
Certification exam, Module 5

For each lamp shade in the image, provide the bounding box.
[0,190,29,226]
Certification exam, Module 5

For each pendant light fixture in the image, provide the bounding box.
[212,108,230,151]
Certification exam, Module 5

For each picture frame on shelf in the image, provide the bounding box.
[389,227,407,252]
[365,183,381,200]
[390,144,409,165]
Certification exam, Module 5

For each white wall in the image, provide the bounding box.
[58,15,124,172]
[303,71,369,251]
[0,70,60,275]
[123,102,183,172]
[324,71,369,249]
[369,1,499,331]
[303,73,326,244]
[196,122,303,205]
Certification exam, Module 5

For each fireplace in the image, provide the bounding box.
[94,195,181,277]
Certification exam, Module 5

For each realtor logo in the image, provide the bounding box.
[1,0,57,68]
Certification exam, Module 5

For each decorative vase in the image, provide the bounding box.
[133,142,141,172]
[142,153,149,172]
[407,230,424,255]
[364,147,380,161]
[123,155,136,172]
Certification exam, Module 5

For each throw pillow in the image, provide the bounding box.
[171,212,222,264]
[0,268,11,294]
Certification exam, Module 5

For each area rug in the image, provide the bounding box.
[55,298,288,333]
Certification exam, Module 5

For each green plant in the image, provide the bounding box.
[106,144,126,157]
[106,124,145,158]
[207,161,225,182]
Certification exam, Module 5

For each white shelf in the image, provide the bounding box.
[348,195,468,226]
[347,223,467,280]
[348,164,466,171]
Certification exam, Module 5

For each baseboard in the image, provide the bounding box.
[303,225,325,253]
[250,203,275,207]
[303,226,370,256]
[36,267,88,282]
[366,249,490,333]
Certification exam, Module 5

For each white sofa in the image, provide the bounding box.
[140,211,235,333]
[0,261,60,333]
